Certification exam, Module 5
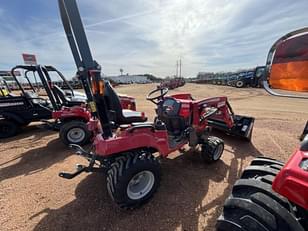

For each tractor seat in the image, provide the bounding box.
[104,81,147,125]
[115,109,147,124]
[24,91,50,107]
[132,121,166,130]
[53,85,86,106]
[123,109,144,118]
[8,93,18,97]
[120,121,166,132]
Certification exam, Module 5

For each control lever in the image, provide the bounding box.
[200,107,218,123]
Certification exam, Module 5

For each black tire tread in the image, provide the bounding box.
[200,136,224,163]
[241,165,280,179]
[223,197,277,230]
[106,151,160,209]
[217,177,304,231]
[0,119,19,138]
[232,179,291,210]
[251,192,305,231]
[251,157,284,167]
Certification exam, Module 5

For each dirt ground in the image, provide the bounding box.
[1,83,307,231]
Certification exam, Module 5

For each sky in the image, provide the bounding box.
[0,0,308,78]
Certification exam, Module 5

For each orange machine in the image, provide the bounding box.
[270,32,308,91]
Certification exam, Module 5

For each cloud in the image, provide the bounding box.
[0,0,308,78]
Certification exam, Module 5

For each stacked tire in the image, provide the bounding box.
[216,157,306,231]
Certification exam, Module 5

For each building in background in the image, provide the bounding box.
[104,75,152,84]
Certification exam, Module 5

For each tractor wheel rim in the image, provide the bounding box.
[67,128,85,143]
[213,143,224,160]
[237,81,244,87]
[127,170,155,200]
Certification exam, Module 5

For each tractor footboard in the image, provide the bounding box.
[208,115,255,141]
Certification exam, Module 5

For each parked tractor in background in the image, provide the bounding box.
[232,66,265,88]
[196,66,265,88]
[216,27,308,231]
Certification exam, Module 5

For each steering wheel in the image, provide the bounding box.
[146,87,168,104]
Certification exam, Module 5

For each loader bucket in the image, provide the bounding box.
[208,115,255,141]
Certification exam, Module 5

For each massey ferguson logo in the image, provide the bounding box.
[0,102,24,107]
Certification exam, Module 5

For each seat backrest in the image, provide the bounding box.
[103,82,125,122]
[53,84,70,104]
[23,91,41,105]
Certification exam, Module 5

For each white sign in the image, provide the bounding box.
[22,53,37,65]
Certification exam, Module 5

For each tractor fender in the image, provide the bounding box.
[94,129,174,157]
[60,116,89,122]
[53,107,91,122]
[0,112,25,124]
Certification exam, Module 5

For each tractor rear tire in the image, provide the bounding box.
[235,80,245,88]
[241,165,281,179]
[200,136,224,163]
[0,119,19,138]
[106,151,161,209]
[59,120,91,146]
[240,157,284,181]
[250,157,284,167]
[216,163,305,231]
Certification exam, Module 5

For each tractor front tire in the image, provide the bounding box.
[235,80,245,88]
[106,151,161,209]
[59,120,91,146]
[0,119,19,138]
[216,159,305,231]
[200,136,224,163]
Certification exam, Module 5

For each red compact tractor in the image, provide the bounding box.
[56,0,255,209]
[50,81,146,146]
[44,66,146,146]
[217,28,308,231]
[61,85,228,208]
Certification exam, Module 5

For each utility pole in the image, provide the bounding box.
[179,58,182,78]
[176,61,178,77]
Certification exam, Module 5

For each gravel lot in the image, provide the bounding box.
[1,83,307,231]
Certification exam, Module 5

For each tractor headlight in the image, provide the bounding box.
[299,159,308,171]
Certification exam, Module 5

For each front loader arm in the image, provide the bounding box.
[197,96,234,128]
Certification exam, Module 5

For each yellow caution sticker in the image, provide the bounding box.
[89,101,97,112]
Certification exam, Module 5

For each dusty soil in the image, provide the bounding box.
[1,83,307,231]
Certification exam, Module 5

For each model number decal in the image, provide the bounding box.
[217,101,226,108]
